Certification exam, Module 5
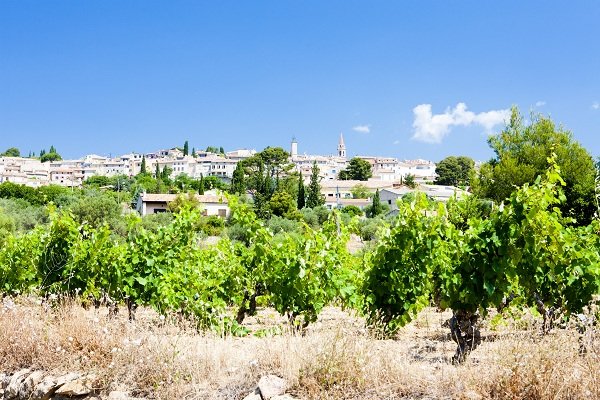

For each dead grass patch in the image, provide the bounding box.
[0,298,598,399]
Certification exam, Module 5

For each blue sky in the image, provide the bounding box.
[1,1,599,162]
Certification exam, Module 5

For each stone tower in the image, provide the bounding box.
[291,137,298,157]
[337,133,346,158]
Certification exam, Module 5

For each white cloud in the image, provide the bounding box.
[393,140,400,145]
[535,101,546,107]
[411,103,510,144]
[352,125,370,133]
[592,102,599,110]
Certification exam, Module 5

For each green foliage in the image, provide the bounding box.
[339,158,372,181]
[68,191,121,228]
[1,147,20,157]
[183,140,189,156]
[357,216,387,242]
[167,192,200,213]
[199,215,225,236]
[363,157,600,340]
[350,184,372,199]
[367,189,383,217]
[404,174,417,189]
[266,215,301,234]
[268,191,298,219]
[473,107,596,225]
[300,206,330,229]
[306,162,324,208]
[297,178,306,209]
[242,147,293,218]
[435,156,474,187]
[84,176,111,188]
[140,156,147,175]
[231,162,246,195]
[40,152,62,163]
[363,194,447,333]
[341,205,363,217]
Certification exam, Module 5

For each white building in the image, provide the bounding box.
[136,193,230,217]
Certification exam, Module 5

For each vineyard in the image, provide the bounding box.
[1,158,599,373]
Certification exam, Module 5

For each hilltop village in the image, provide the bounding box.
[0,135,468,215]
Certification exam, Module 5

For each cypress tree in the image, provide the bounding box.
[231,162,245,195]
[306,161,324,208]
[140,156,147,174]
[183,140,189,156]
[198,174,205,195]
[369,189,383,217]
[191,147,196,157]
[297,176,306,209]
[155,162,160,178]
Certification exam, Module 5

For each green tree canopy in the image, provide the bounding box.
[241,147,293,217]
[339,157,372,181]
[268,191,298,219]
[40,152,62,163]
[472,107,596,225]
[404,174,417,189]
[350,183,372,199]
[1,147,20,157]
[435,156,474,187]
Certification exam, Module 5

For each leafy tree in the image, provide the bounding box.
[219,146,225,154]
[404,174,417,189]
[49,145,57,154]
[268,191,298,219]
[435,156,474,187]
[161,166,172,181]
[40,152,62,163]
[183,140,189,156]
[69,191,121,228]
[472,107,596,225]
[1,147,20,157]
[306,161,324,208]
[167,192,200,213]
[351,184,372,199]
[84,176,112,189]
[339,157,372,181]
[202,176,227,191]
[242,147,293,217]
[297,178,306,209]
[231,162,246,195]
[341,205,363,217]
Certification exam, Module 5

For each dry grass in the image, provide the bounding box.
[1,297,598,399]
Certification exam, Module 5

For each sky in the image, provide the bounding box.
[1,1,599,162]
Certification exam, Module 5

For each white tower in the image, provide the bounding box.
[337,133,346,158]
[291,137,298,158]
